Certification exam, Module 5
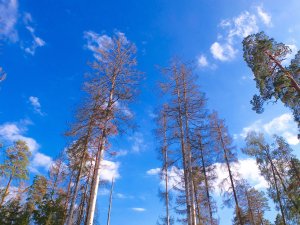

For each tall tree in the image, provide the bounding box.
[243,132,300,224]
[190,120,218,225]
[0,140,30,208]
[242,32,300,136]
[160,59,208,225]
[234,180,270,225]
[156,105,174,225]
[82,32,140,225]
[209,112,243,225]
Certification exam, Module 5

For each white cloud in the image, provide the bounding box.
[0,120,53,172]
[226,11,258,42]
[0,2,45,54]
[31,152,53,171]
[100,160,120,181]
[129,132,146,153]
[84,31,113,58]
[147,166,183,191]
[256,6,272,26]
[210,7,271,62]
[0,121,39,151]
[197,55,209,67]
[131,207,146,212]
[241,113,299,145]
[210,42,237,61]
[146,168,160,175]
[23,13,46,55]
[0,0,18,42]
[29,96,44,115]
[214,158,268,193]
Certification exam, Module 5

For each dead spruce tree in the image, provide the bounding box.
[209,112,243,225]
[159,59,210,225]
[156,105,174,225]
[191,126,218,225]
[66,32,140,225]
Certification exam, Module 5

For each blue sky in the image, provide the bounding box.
[0,0,300,224]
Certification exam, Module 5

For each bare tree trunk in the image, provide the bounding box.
[174,73,192,225]
[85,138,105,225]
[199,138,214,225]
[63,171,74,223]
[270,161,287,225]
[86,63,117,224]
[245,190,255,225]
[217,126,243,225]
[163,112,171,225]
[0,175,12,208]
[106,178,114,225]
[67,126,93,225]
[182,69,197,225]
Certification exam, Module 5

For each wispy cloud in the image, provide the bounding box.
[256,6,272,26]
[131,207,146,212]
[0,1,45,54]
[129,132,146,153]
[0,0,18,42]
[210,5,271,62]
[240,113,299,145]
[29,96,44,115]
[23,13,46,55]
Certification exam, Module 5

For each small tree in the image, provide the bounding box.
[0,140,30,208]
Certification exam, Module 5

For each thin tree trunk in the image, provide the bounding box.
[199,138,214,225]
[76,163,93,225]
[106,178,114,225]
[162,111,170,225]
[245,190,255,225]
[175,74,192,225]
[266,151,300,212]
[67,122,94,225]
[85,138,105,225]
[270,161,287,225]
[86,66,117,225]
[217,126,243,225]
[0,175,12,208]
[192,178,202,225]
[182,69,197,225]
[63,171,73,223]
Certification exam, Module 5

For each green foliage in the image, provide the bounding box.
[243,32,300,137]
[243,132,300,223]
[0,198,29,225]
[0,140,31,180]
[33,193,65,225]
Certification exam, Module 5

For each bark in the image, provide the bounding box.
[0,175,12,208]
[86,54,119,224]
[217,125,243,225]
[67,124,93,225]
[265,51,300,94]
[162,111,170,225]
[106,179,114,225]
[198,137,214,225]
[270,160,287,225]
[182,68,197,225]
[174,73,193,225]
[245,190,255,225]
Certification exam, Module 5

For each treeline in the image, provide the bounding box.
[0,32,299,225]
